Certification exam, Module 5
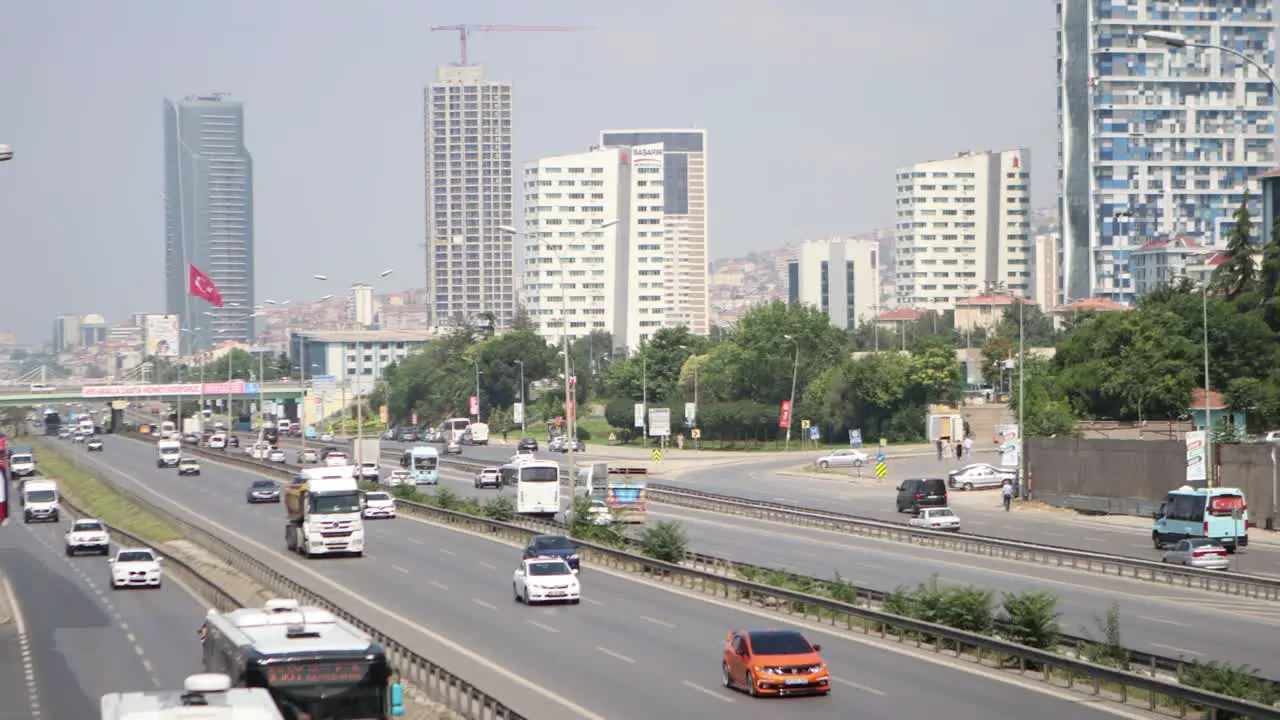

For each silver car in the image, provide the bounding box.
[1162,538,1230,570]
[947,463,1016,491]
[815,449,868,469]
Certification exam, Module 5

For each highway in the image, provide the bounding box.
[0,501,207,717]
[76,435,1131,720]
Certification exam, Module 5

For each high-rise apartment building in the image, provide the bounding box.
[424,65,515,329]
[600,129,709,336]
[51,314,81,353]
[347,283,377,327]
[786,238,880,330]
[163,94,255,351]
[1057,0,1276,304]
[1032,233,1062,311]
[894,149,1032,311]
[522,145,666,350]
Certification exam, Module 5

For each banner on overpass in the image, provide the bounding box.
[81,380,255,398]
[205,381,247,395]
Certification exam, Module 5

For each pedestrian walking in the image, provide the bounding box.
[954,441,963,460]
[936,438,944,461]
[1002,480,1014,511]
[963,436,973,458]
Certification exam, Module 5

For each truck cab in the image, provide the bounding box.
[157,439,182,468]
[284,468,365,558]
[21,480,59,523]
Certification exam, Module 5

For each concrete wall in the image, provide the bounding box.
[1027,438,1280,528]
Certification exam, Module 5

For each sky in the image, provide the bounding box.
[0,0,1057,344]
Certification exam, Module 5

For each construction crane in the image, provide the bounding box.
[429,24,592,66]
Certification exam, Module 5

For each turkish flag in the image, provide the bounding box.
[189,264,223,307]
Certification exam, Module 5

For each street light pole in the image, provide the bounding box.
[474,361,482,422]
[1144,31,1280,96]
[784,334,799,451]
[515,360,526,435]
[1017,296,1026,496]
[641,349,648,447]
[1202,281,1214,487]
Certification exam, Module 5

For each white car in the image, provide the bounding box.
[297,449,319,464]
[508,453,536,466]
[266,449,288,463]
[357,462,380,482]
[815,449,868,469]
[908,507,962,532]
[947,463,1016,491]
[208,433,227,449]
[109,548,163,589]
[319,432,335,442]
[65,518,110,556]
[385,469,413,487]
[584,500,613,526]
[362,491,396,519]
[475,468,502,489]
[72,431,87,444]
[513,557,581,605]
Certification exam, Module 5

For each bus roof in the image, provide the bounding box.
[519,459,561,471]
[101,674,284,719]
[407,445,439,456]
[1170,487,1245,496]
[205,600,377,658]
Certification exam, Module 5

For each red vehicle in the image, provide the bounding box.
[722,629,830,697]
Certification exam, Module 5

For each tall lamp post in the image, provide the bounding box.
[1144,31,1280,96]
[783,334,800,451]
[0,144,13,162]
[500,219,620,518]
[1201,280,1214,486]
[515,360,526,435]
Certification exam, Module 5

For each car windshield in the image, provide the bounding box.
[73,521,103,532]
[25,490,56,503]
[532,536,574,551]
[312,493,361,514]
[366,493,390,501]
[11,454,31,463]
[117,551,153,563]
[748,631,813,655]
[252,481,276,489]
[528,561,571,576]
[181,459,198,465]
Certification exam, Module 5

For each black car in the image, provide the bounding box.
[522,534,579,571]
[895,477,948,514]
[227,435,240,448]
[246,480,281,504]
[517,438,539,453]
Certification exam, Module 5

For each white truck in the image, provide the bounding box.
[182,416,202,435]
[21,479,59,523]
[156,439,182,468]
[284,467,365,558]
[8,448,35,478]
[353,437,382,467]
[466,422,490,446]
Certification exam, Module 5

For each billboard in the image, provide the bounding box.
[144,314,180,358]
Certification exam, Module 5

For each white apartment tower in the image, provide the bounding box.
[522,145,668,350]
[786,238,880,330]
[347,283,376,327]
[1057,0,1277,304]
[600,129,709,336]
[894,149,1032,311]
[424,65,515,328]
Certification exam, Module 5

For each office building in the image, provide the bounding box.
[1057,1,1277,305]
[347,283,376,327]
[600,129,709,336]
[1032,233,1061,311]
[786,237,879,330]
[52,314,81,352]
[522,145,665,350]
[163,94,255,351]
[79,314,108,348]
[424,65,515,329]
[289,329,436,395]
[894,149,1032,311]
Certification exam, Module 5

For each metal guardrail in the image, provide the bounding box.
[635,483,1280,601]
[42,439,528,720]
[169,440,1280,709]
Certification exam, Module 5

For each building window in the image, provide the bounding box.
[787,261,799,304]
[846,261,856,331]
[820,261,830,315]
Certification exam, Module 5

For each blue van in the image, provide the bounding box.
[1152,487,1249,552]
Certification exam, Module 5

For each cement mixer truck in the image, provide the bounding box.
[284,466,365,558]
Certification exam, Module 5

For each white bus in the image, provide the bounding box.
[515,460,561,517]
[441,417,470,443]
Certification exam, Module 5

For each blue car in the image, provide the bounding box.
[522,534,579,572]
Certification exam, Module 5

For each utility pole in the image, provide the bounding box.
[515,360,526,435]
[428,24,592,66]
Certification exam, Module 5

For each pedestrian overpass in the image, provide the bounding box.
[0,380,307,407]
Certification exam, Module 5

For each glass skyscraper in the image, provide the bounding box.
[163,94,255,351]
[1057,0,1276,304]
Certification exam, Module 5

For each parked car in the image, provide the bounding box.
[947,463,1016,491]
[895,477,948,514]
[1162,538,1230,570]
[815,449,868,469]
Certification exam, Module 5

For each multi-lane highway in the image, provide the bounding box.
[74,435,1133,720]
[0,504,206,716]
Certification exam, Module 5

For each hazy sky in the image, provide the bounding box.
[0,0,1055,343]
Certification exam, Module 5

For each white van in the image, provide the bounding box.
[22,480,59,523]
[208,433,228,450]
[9,452,35,477]
[466,422,490,446]
[157,439,182,468]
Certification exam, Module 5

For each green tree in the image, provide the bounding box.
[602,327,706,403]
[1262,218,1280,329]
[907,339,963,405]
[1010,357,1078,437]
[995,303,1057,346]
[1100,310,1196,423]
[476,330,556,409]
[510,302,536,331]
[710,300,850,406]
[487,406,514,435]
[979,336,1014,387]
[1213,192,1258,300]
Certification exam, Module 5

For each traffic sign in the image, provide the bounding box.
[876,452,886,463]
[801,419,810,430]
[848,429,863,447]
[652,449,663,463]
[875,461,887,478]
[690,428,701,440]
[808,426,819,441]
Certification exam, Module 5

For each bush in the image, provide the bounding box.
[998,590,1061,650]
[1179,661,1279,718]
[575,426,592,441]
[1081,601,1127,667]
[637,520,688,563]
[879,575,994,634]
[390,484,420,501]
[482,495,515,522]
[565,496,627,547]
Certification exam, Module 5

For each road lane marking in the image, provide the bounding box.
[429,580,449,591]
[527,620,559,633]
[479,561,496,569]
[408,537,424,545]
[392,565,410,574]
[681,680,734,703]
[583,597,604,606]
[1151,643,1202,656]
[1138,615,1184,626]
[439,549,457,556]
[832,677,886,695]
[471,598,497,610]
[640,615,675,628]
[596,647,635,664]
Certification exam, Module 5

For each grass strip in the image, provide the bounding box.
[30,438,181,544]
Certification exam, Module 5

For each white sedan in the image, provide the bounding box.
[815,449,868,469]
[385,470,413,487]
[947,463,1016,491]
[362,491,396,519]
[513,557,581,605]
[266,449,288,463]
[109,548,163,589]
[907,507,961,532]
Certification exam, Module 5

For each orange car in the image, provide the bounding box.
[721,629,831,696]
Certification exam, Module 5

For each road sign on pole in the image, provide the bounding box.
[875,461,887,478]
[652,449,662,463]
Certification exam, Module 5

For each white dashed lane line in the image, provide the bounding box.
[3,575,42,719]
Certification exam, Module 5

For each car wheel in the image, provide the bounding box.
[746,671,760,697]
[523,588,531,605]
[854,459,863,467]
[722,662,733,688]
[1152,533,1163,550]
[963,482,973,491]
[64,547,73,557]
[818,460,829,469]
[570,598,580,605]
